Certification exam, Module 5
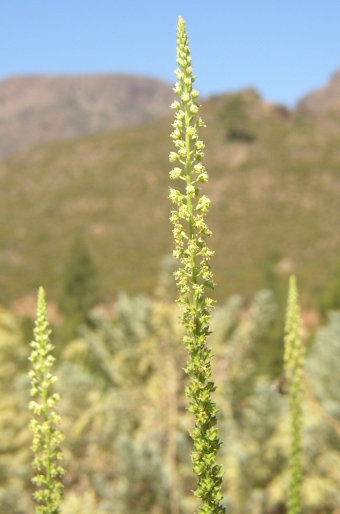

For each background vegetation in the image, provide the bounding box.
[1,89,340,307]
[1,267,340,513]
[1,37,340,513]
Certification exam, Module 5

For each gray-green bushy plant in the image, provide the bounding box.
[169,15,225,514]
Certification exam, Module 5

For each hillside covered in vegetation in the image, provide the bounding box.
[1,87,340,307]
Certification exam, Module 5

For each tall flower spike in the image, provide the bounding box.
[169,16,225,513]
[28,287,65,514]
[284,276,304,514]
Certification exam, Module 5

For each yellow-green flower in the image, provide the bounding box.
[29,287,65,514]
[284,276,305,514]
[169,16,225,514]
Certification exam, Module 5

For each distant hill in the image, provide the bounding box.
[0,74,174,157]
[1,87,340,307]
[297,67,340,114]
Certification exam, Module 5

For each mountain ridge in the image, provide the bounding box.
[0,73,174,157]
[297,67,340,114]
[3,67,340,159]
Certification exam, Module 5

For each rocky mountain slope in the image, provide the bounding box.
[297,67,340,114]
[0,74,174,157]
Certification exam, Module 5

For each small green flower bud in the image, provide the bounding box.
[172,119,183,129]
[173,83,181,95]
[196,196,211,213]
[169,151,180,162]
[187,126,197,137]
[170,167,182,179]
[196,117,205,127]
[174,139,185,149]
[195,140,205,150]
[170,100,181,110]
[181,92,190,103]
[174,69,184,80]
[186,185,196,197]
[197,173,208,183]
[170,129,181,140]
[193,163,204,173]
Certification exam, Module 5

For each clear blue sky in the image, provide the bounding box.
[1,1,339,107]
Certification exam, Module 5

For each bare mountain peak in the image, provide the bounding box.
[296,66,340,114]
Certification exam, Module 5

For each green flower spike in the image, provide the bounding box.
[28,287,65,514]
[284,276,305,514]
[169,16,225,514]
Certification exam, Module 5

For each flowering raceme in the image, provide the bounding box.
[284,276,304,514]
[169,15,225,514]
[29,287,65,514]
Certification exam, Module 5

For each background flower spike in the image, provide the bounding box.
[284,275,305,514]
[28,286,65,514]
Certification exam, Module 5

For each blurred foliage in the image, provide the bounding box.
[58,234,99,342]
[1,274,340,512]
[221,92,258,143]
[318,258,340,319]
[255,252,289,378]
